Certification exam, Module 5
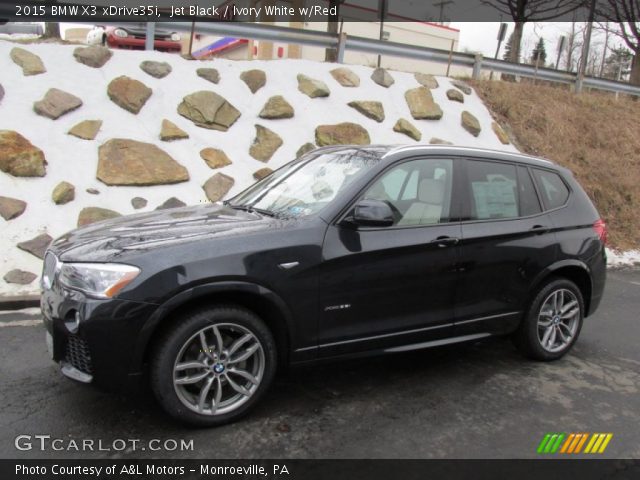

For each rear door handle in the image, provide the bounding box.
[430,236,460,248]
[530,225,550,234]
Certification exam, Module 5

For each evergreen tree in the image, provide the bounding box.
[603,46,633,80]
[531,37,547,66]
[503,33,518,62]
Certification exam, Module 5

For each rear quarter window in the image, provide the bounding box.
[532,169,570,210]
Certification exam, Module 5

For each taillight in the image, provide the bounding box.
[593,219,607,245]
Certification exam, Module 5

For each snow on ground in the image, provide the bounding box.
[0,40,634,297]
[606,248,640,268]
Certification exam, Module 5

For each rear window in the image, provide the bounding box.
[532,169,570,210]
[466,161,519,220]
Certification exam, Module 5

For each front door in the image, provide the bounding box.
[318,157,461,357]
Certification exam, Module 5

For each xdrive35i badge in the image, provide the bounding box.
[324,304,351,311]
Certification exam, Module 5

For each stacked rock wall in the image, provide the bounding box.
[0,41,516,295]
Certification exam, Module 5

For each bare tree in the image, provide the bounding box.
[325,0,345,62]
[482,0,585,63]
[600,0,640,85]
[598,21,611,76]
[575,20,601,74]
[564,19,587,71]
[43,23,61,39]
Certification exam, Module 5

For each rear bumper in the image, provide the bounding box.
[587,246,607,317]
[41,285,158,392]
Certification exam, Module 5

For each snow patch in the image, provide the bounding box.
[0,40,635,297]
[606,248,640,269]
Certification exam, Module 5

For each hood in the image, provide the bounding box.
[51,203,280,263]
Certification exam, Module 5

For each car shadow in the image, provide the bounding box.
[99,336,530,431]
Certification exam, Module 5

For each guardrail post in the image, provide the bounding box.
[337,32,347,64]
[145,22,155,51]
[472,53,483,80]
[575,74,584,94]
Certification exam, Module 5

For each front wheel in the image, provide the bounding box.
[513,278,584,361]
[150,306,277,427]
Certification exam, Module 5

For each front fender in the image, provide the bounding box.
[128,280,295,374]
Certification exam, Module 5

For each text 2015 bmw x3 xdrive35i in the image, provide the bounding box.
[41,145,607,426]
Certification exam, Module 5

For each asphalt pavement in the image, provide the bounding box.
[1,270,639,459]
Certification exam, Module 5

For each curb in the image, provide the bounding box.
[0,295,40,311]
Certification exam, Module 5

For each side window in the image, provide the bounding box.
[466,161,519,220]
[378,168,407,201]
[362,159,454,226]
[532,169,570,210]
[400,170,419,200]
[517,166,542,216]
[364,167,407,202]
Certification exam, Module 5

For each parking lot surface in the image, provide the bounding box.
[1,270,639,459]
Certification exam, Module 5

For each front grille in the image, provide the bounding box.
[65,335,93,375]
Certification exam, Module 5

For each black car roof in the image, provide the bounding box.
[386,145,556,168]
[310,145,558,170]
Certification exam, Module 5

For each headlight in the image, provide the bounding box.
[113,28,128,38]
[171,32,181,42]
[59,263,140,299]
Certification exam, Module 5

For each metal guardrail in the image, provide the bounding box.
[19,19,640,97]
[0,23,44,35]
[145,21,340,49]
[157,21,640,97]
[582,76,640,96]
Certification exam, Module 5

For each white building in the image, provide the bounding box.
[186,1,461,75]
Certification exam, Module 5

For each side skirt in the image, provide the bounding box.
[291,332,494,366]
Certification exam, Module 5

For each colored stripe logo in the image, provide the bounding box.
[537,433,613,454]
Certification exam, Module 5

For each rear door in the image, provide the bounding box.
[455,159,557,335]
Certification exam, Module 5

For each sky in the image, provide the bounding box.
[453,22,573,59]
[451,21,621,66]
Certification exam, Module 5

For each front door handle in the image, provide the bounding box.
[530,225,550,234]
[430,236,460,248]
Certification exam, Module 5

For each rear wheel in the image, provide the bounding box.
[513,278,584,361]
[150,306,277,427]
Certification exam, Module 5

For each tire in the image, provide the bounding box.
[150,305,277,427]
[512,278,584,361]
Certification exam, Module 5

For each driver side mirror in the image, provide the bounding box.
[345,199,394,228]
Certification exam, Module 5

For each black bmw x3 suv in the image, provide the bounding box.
[41,145,607,426]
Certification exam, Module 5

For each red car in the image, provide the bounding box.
[88,25,182,52]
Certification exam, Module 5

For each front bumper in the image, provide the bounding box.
[41,282,158,392]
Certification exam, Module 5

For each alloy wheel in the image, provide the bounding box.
[172,323,265,416]
[537,288,580,353]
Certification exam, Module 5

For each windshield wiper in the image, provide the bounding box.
[227,203,278,218]
[251,207,277,218]
[227,203,251,211]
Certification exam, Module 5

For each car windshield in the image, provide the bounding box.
[229,148,384,218]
